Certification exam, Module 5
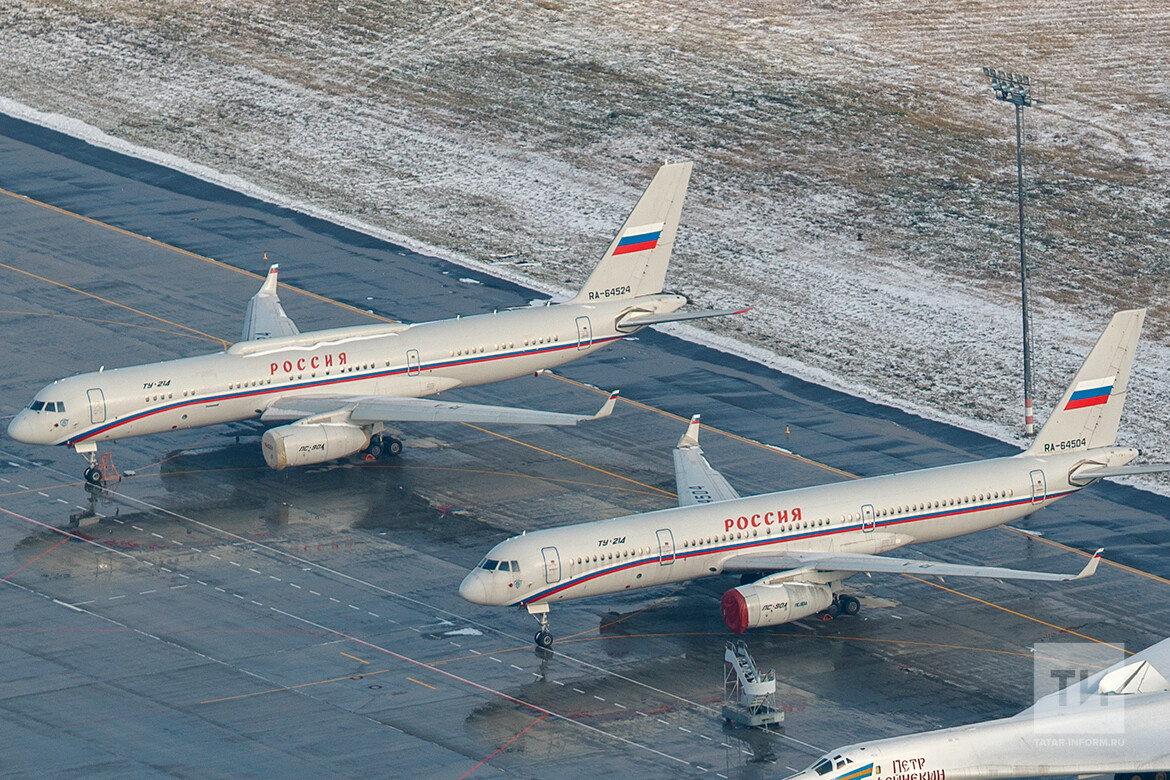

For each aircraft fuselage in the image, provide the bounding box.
[459,446,1135,608]
[10,295,681,448]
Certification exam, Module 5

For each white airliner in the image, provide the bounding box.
[787,634,1170,780]
[461,309,1169,648]
[7,162,742,483]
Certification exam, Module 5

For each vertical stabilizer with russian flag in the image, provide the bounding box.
[569,161,693,304]
[1025,308,1146,456]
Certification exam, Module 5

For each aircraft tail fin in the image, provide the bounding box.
[1026,308,1146,456]
[569,161,693,304]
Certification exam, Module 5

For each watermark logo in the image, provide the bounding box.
[1031,641,1126,741]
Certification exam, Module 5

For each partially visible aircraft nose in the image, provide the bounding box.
[6,411,37,444]
[458,570,489,605]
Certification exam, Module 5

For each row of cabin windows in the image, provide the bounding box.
[862,488,1015,522]
[225,362,385,390]
[674,487,1019,550]
[450,336,557,358]
[29,400,66,413]
[576,546,651,566]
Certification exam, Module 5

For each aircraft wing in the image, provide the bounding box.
[261,391,619,426]
[241,264,300,341]
[673,414,741,507]
[723,548,1104,582]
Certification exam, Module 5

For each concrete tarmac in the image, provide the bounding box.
[1,113,1168,778]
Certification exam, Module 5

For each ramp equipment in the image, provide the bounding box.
[722,640,784,728]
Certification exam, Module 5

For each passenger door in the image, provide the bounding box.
[576,316,593,350]
[861,504,876,533]
[86,388,106,425]
[1031,469,1047,504]
[656,528,675,565]
[541,546,561,584]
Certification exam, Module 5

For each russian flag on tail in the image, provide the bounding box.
[1065,375,1115,410]
[613,222,664,255]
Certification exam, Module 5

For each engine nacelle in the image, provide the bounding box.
[721,581,833,633]
[261,423,370,470]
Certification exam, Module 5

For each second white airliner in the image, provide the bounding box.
[461,309,1168,648]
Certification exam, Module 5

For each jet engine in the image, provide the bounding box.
[720,581,833,633]
[261,422,370,470]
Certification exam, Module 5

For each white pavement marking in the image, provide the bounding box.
[268,606,697,770]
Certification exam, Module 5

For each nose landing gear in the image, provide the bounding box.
[78,445,118,486]
[527,603,554,648]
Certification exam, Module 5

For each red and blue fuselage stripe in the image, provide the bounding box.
[65,333,626,445]
[512,489,1078,606]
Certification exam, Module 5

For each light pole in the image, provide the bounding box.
[982,67,1044,436]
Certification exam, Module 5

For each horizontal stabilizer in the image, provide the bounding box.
[724,548,1104,582]
[618,306,750,330]
[262,391,619,427]
[1070,463,1170,484]
[241,264,300,342]
[673,414,741,506]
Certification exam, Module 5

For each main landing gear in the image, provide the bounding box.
[363,434,403,460]
[528,603,554,648]
[820,594,861,621]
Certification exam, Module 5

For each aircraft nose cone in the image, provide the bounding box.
[458,571,489,605]
[6,411,36,444]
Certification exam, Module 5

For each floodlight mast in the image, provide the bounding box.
[982,67,1045,436]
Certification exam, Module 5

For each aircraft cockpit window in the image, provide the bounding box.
[508,561,519,572]
[480,559,500,571]
[813,759,833,776]
[30,401,45,411]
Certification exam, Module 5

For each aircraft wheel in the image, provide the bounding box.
[365,435,385,459]
[386,438,403,457]
[535,630,554,649]
[839,595,861,616]
[83,467,102,486]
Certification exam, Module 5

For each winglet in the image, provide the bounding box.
[1072,548,1105,580]
[677,414,701,449]
[261,263,280,295]
[591,391,621,420]
[241,263,300,342]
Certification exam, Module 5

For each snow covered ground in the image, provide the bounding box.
[1,0,1167,490]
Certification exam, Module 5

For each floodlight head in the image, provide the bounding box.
[981,66,1045,107]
